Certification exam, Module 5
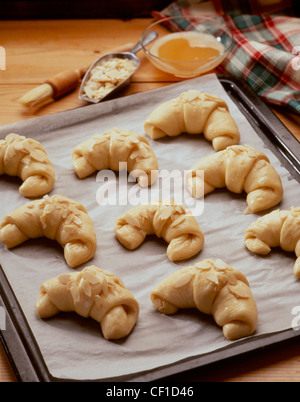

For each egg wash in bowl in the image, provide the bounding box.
[150,31,224,63]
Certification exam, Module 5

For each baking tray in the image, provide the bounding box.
[0,75,299,383]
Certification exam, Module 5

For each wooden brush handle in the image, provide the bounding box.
[45,66,88,98]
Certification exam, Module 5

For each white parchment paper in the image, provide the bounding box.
[0,74,300,381]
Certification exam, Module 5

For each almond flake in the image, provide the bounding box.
[130,136,139,144]
[228,284,250,299]
[125,214,140,227]
[183,90,200,102]
[58,273,71,285]
[194,260,212,270]
[83,269,99,285]
[40,214,47,230]
[95,271,107,285]
[172,215,185,227]
[158,206,173,221]
[72,215,83,226]
[13,142,27,152]
[138,144,149,158]
[70,285,81,303]
[175,205,185,214]
[94,295,103,309]
[102,280,108,296]
[130,150,140,160]
[29,148,47,163]
[214,259,228,271]
[81,279,92,297]
[172,272,193,289]
[226,272,238,286]
[205,269,219,285]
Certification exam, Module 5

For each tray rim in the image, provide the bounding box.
[0,74,299,382]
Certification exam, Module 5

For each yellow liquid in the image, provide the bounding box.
[150,32,225,76]
[157,37,220,62]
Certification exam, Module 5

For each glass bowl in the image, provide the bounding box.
[140,16,233,77]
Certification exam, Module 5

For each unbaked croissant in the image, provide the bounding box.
[36,265,139,340]
[0,133,55,197]
[244,207,300,278]
[144,90,240,151]
[151,258,258,340]
[72,128,159,187]
[186,144,283,213]
[114,200,204,261]
[0,194,97,268]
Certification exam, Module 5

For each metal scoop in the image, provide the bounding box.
[79,30,158,104]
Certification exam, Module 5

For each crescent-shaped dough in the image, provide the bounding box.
[151,258,258,340]
[36,265,139,340]
[144,90,240,151]
[186,144,283,213]
[0,133,55,197]
[244,207,300,278]
[72,128,159,187]
[0,194,97,268]
[114,201,204,261]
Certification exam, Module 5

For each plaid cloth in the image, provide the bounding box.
[152,1,300,114]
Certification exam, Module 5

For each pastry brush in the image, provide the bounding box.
[18,42,135,108]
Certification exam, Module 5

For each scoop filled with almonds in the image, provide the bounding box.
[78,30,158,103]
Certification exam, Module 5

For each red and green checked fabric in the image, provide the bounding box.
[152,2,300,114]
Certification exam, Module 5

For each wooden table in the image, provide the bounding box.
[1,18,300,383]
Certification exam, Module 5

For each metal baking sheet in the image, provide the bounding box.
[0,74,299,382]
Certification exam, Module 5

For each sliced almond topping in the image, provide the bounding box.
[205,269,219,285]
[194,260,212,270]
[40,213,48,230]
[83,269,99,285]
[102,280,109,296]
[172,272,193,289]
[228,284,250,299]
[21,155,31,166]
[130,136,139,144]
[72,215,83,226]
[183,90,200,102]
[138,143,150,158]
[58,273,71,285]
[94,294,103,309]
[70,284,81,303]
[172,215,185,227]
[81,279,92,297]
[214,258,228,271]
[29,148,47,163]
[125,214,140,227]
[159,206,173,221]
[130,150,140,160]
[226,272,238,286]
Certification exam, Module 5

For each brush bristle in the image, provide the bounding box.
[19,84,54,107]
